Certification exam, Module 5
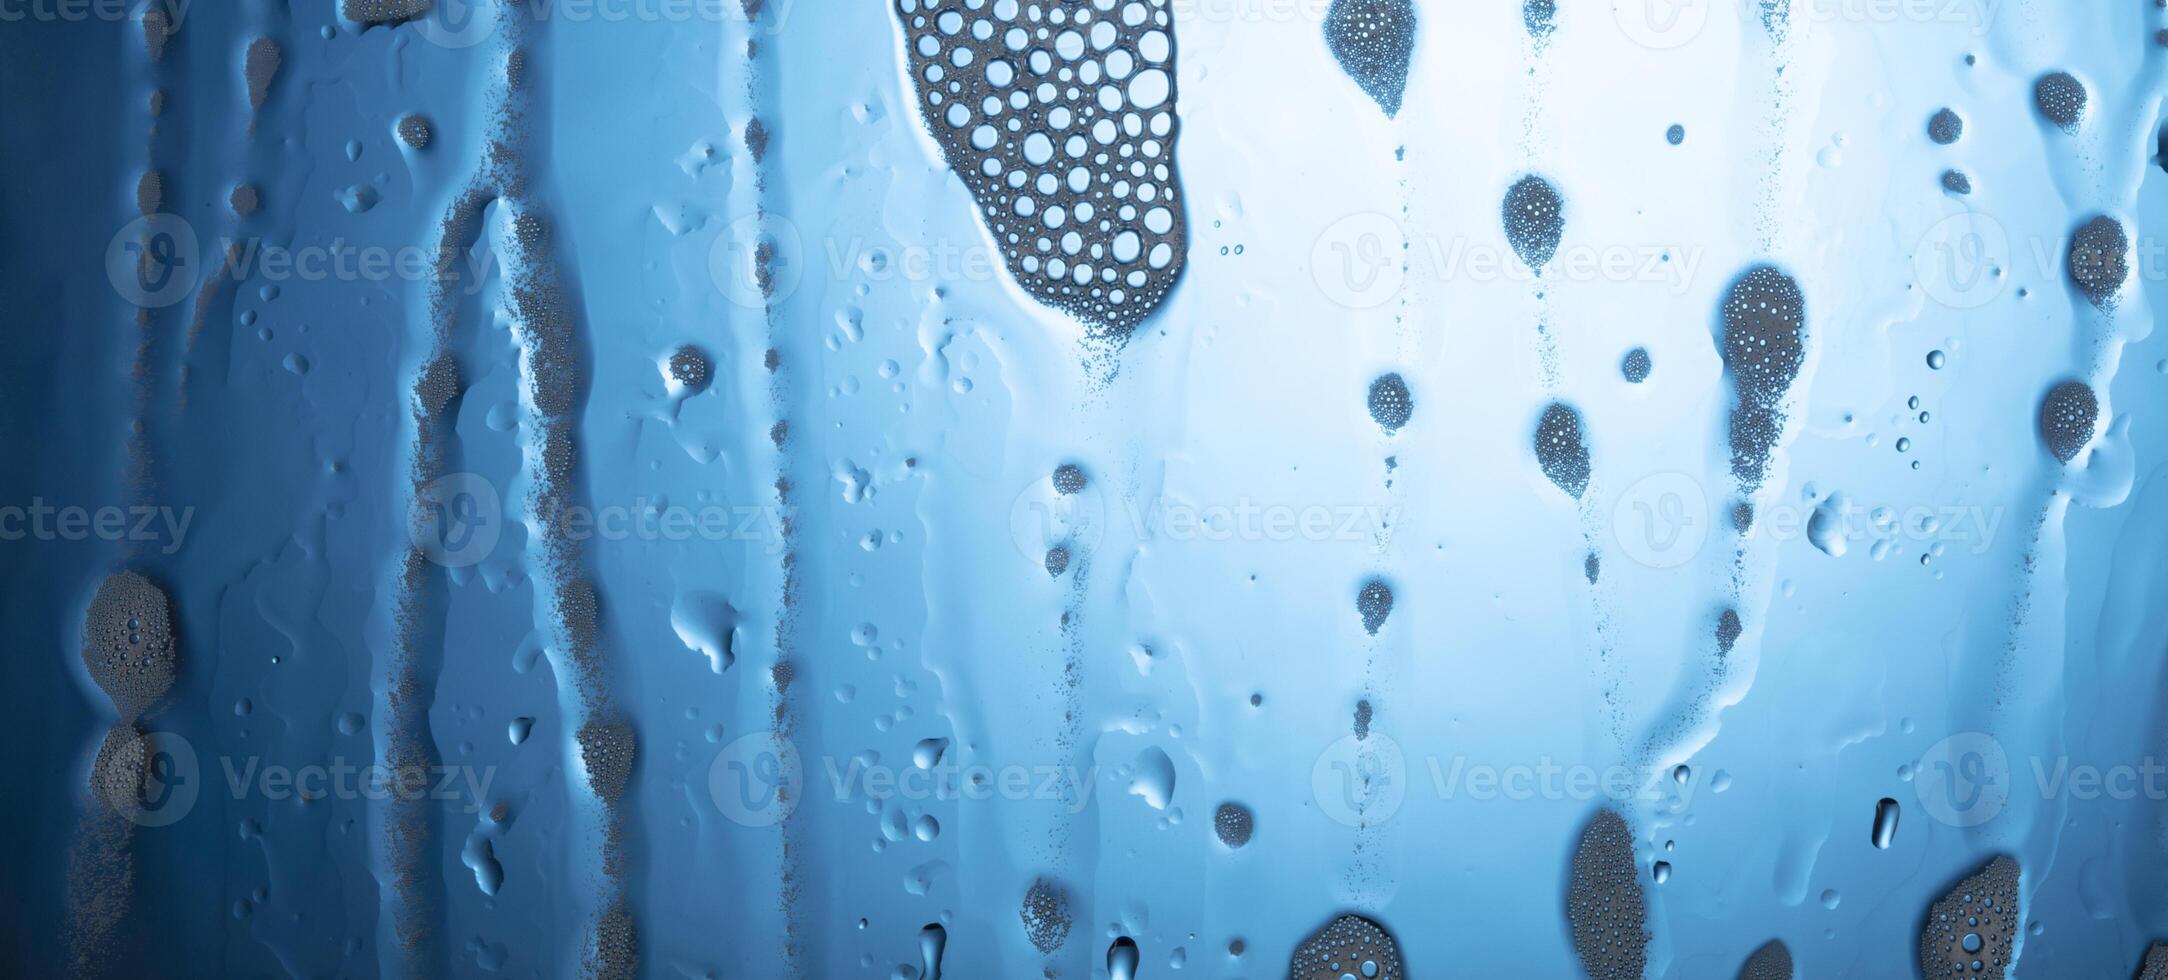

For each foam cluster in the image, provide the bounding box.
[1740,939,1793,980]
[2038,379,2099,464]
[577,719,637,805]
[1368,373,1412,432]
[1918,855,2019,979]
[1357,578,1393,635]
[1213,801,1253,848]
[1534,401,1591,498]
[1323,0,1416,117]
[1717,266,1807,490]
[1020,876,1073,953]
[895,0,1187,335]
[1289,914,1404,980]
[1566,808,1649,980]
[83,571,179,722]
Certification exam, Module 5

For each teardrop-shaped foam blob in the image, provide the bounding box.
[1503,175,1564,272]
[1323,0,1417,117]
[893,0,1188,336]
[1918,855,2019,980]
[2039,379,2099,464]
[1717,265,1807,489]
[1534,401,1591,498]
[1566,808,1649,980]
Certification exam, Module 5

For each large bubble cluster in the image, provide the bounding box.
[1357,577,1394,635]
[1213,801,1254,848]
[896,0,1187,336]
[83,571,179,722]
[1323,0,1416,117]
[2066,214,2130,309]
[1367,372,1413,432]
[1290,914,1404,980]
[1918,856,2019,979]
[1566,808,1649,980]
[1503,175,1565,272]
[343,0,430,25]
[1534,401,1591,499]
[1717,266,1807,490]
[2033,71,2086,132]
[2039,379,2099,464]
[1739,939,1793,980]
[1020,876,1073,953]
[2139,942,2168,980]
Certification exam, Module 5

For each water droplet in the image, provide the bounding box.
[1128,746,1175,809]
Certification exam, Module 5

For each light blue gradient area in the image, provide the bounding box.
[3,0,2168,977]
